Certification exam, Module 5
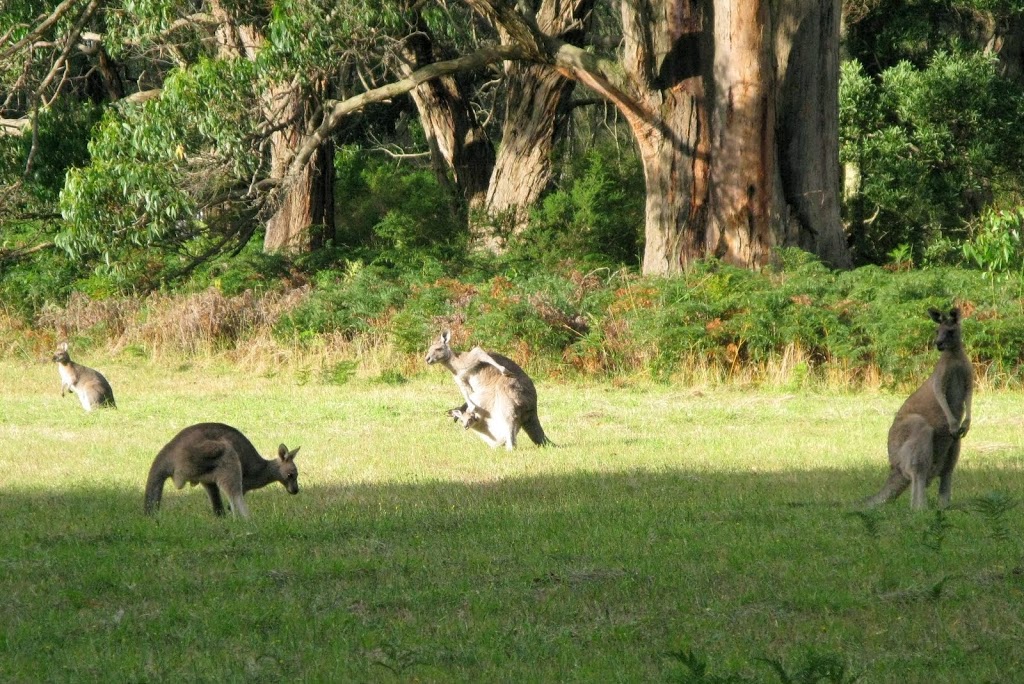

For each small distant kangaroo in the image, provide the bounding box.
[863,307,973,510]
[144,423,300,519]
[52,342,116,411]
[425,331,551,450]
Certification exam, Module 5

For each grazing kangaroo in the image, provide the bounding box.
[864,307,973,510]
[52,342,116,411]
[144,423,300,519]
[425,331,551,450]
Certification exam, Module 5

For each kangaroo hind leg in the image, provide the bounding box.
[203,483,226,516]
[215,453,249,519]
[901,424,935,511]
[937,438,962,509]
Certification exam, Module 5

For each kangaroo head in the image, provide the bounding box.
[424,330,453,365]
[52,341,71,364]
[928,307,962,352]
[277,444,300,494]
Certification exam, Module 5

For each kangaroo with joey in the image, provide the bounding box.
[144,423,300,519]
[448,403,481,430]
[52,342,116,411]
[425,331,551,450]
[864,307,973,510]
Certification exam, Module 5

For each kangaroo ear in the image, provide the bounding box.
[441,330,451,345]
[58,341,69,352]
[278,444,290,460]
[288,446,300,460]
[927,308,943,323]
[949,307,961,323]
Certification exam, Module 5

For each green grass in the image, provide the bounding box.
[2,359,1024,682]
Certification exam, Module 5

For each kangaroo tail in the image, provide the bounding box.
[522,413,553,447]
[860,469,909,508]
[144,462,168,515]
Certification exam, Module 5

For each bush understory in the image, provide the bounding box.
[6,250,1024,391]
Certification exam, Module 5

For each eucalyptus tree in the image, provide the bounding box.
[467,0,851,271]
[286,0,851,272]
[5,0,853,281]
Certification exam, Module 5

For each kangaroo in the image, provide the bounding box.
[425,331,551,450]
[863,307,973,510]
[448,403,481,430]
[144,423,300,519]
[52,342,116,411]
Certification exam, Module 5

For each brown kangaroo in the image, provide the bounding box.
[144,423,300,518]
[863,307,973,509]
[52,342,116,411]
[425,331,551,449]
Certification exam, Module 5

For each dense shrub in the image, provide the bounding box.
[15,250,1024,389]
[840,53,1024,265]
[506,145,645,270]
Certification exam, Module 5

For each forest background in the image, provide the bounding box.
[3,0,1024,386]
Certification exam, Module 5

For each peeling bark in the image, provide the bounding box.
[481,0,594,250]
[401,32,494,211]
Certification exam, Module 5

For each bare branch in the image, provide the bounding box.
[35,0,101,99]
[118,88,163,106]
[0,241,55,263]
[283,43,528,182]
[0,118,32,135]
[0,0,86,61]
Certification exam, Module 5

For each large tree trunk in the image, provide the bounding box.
[480,62,574,250]
[263,80,336,254]
[402,33,495,212]
[210,6,334,255]
[774,0,851,267]
[632,2,777,273]
[482,0,593,250]
[630,1,849,273]
[264,138,334,253]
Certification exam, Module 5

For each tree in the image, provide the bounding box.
[480,0,594,250]
[462,0,851,272]
[5,0,853,283]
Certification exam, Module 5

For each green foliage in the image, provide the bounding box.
[188,243,293,296]
[273,262,407,341]
[960,208,1024,280]
[333,151,467,269]
[840,53,1024,265]
[844,0,1024,73]
[508,145,645,270]
[0,100,102,206]
[57,58,263,279]
[0,226,81,318]
[964,491,1020,542]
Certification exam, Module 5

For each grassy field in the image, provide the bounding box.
[1,356,1023,683]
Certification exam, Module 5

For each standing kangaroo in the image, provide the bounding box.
[425,331,551,450]
[144,423,300,518]
[864,307,973,510]
[52,342,116,411]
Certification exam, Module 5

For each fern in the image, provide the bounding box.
[967,491,1019,542]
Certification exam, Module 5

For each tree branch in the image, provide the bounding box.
[0,241,55,263]
[282,43,527,183]
[0,0,86,61]
[0,118,32,135]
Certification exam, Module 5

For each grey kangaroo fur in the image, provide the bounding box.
[52,342,116,411]
[425,331,551,449]
[863,307,973,510]
[144,423,299,518]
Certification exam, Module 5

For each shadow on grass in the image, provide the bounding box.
[2,466,1023,682]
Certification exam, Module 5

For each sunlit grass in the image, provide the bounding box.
[1,359,1023,681]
